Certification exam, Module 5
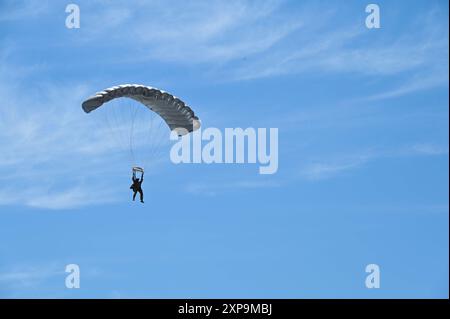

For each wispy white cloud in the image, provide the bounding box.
[0,0,50,22]
[5,0,447,101]
[0,263,63,291]
[299,143,449,181]
[74,0,301,64]
[226,5,448,102]
[0,262,104,297]
[184,141,448,195]
[412,143,448,155]
[186,178,281,196]
[0,186,119,210]
[232,15,448,82]
[300,152,373,181]
[361,68,449,101]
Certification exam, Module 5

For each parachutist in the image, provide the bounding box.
[130,170,144,203]
[81,85,200,205]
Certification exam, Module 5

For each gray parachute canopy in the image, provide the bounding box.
[81,84,201,135]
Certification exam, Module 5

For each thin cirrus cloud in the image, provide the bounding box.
[231,18,448,82]
[300,156,371,181]
[4,0,447,99]
[0,56,126,209]
[0,263,63,295]
[299,144,449,181]
[73,0,303,64]
[186,179,282,196]
[72,0,447,92]
[182,142,448,196]
[0,0,50,22]
[0,262,102,297]
[361,68,449,102]
[2,0,448,88]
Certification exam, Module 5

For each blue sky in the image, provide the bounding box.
[0,0,448,298]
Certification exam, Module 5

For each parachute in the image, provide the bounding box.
[82,84,201,136]
[81,84,201,172]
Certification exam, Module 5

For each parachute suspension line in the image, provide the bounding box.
[157,131,170,161]
[115,99,128,152]
[144,105,156,171]
[102,100,124,155]
[156,119,166,160]
[142,103,162,172]
[119,97,134,157]
[128,99,140,168]
[126,98,134,166]
[151,110,168,163]
[149,118,166,164]
[100,105,113,147]
[110,98,123,149]
[147,114,158,164]
[154,118,164,164]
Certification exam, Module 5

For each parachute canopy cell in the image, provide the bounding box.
[81,84,201,135]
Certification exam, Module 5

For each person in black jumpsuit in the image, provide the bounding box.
[130,171,144,203]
